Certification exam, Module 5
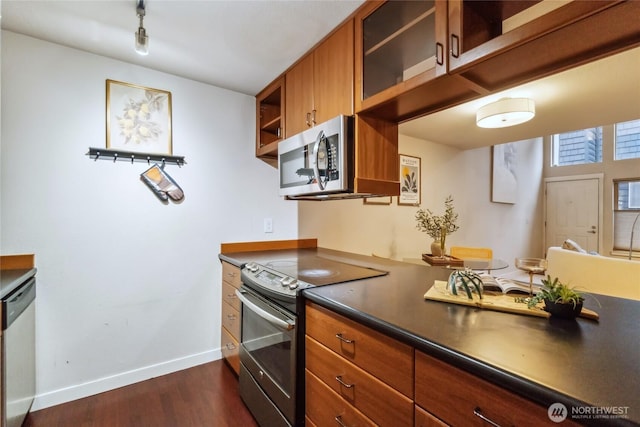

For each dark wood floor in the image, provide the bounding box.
[24,360,258,427]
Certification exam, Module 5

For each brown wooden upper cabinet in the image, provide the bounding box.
[354,0,640,122]
[355,0,448,114]
[255,77,284,165]
[447,0,640,92]
[285,20,354,137]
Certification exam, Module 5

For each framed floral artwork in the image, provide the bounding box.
[398,154,421,206]
[106,79,172,155]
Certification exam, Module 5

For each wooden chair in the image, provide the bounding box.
[450,246,494,273]
[450,246,493,260]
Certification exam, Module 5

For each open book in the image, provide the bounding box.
[479,272,543,295]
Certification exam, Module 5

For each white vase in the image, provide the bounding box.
[431,240,445,257]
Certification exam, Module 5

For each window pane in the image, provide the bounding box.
[551,127,602,166]
[613,179,640,251]
[615,119,640,160]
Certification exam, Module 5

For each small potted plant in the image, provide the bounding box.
[528,275,584,319]
[415,195,459,257]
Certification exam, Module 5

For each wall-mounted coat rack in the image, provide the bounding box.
[86,147,186,167]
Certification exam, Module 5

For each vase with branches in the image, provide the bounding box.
[415,195,460,257]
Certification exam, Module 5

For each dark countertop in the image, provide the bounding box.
[0,268,37,299]
[219,248,640,426]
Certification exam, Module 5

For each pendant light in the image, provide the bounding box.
[476,98,535,128]
[135,0,149,56]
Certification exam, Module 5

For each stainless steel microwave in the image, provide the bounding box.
[278,115,356,200]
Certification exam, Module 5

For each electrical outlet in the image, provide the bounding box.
[264,218,273,233]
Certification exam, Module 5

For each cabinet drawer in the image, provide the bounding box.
[415,351,579,427]
[221,300,240,339]
[306,302,413,397]
[221,327,240,374]
[306,369,375,427]
[221,261,241,288]
[306,336,413,427]
[415,405,448,427]
[222,281,241,312]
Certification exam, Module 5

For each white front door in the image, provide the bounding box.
[545,176,601,254]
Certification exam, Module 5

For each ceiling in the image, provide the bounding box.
[2,0,639,149]
[400,47,640,149]
[0,0,364,95]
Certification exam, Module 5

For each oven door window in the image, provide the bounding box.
[241,289,295,396]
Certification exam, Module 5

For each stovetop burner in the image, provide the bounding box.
[241,255,388,302]
[263,256,386,286]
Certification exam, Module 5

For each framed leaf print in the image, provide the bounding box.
[106,79,172,155]
[398,154,421,206]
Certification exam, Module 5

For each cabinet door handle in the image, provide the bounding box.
[335,333,354,344]
[226,271,237,278]
[436,42,444,65]
[334,415,349,427]
[306,112,311,127]
[226,314,236,320]
[311,109,317,126]
[335,375,354,389]
[451,34,460,58]
[226,294,237,299]
[473,407,502,427]
[225,343,236,350]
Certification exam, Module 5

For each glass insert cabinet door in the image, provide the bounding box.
[361,0,441,100]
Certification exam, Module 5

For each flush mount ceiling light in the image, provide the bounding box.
[476,98,535,128]
[134,0,149,56]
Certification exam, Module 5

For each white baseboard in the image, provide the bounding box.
[32,349,222,411]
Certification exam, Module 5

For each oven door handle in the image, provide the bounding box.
[235,289,295,331]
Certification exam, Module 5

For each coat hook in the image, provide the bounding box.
[131,154,135,164]
[95,151,101,161]
[161,158,166,168]
[113,153,118,163]
[147,156,151,164]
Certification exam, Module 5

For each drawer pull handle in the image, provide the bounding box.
[334,415,348,427]
[227,294,237,299]
[335,333,354,344]
[226,272,237,278]
[473,407,501,427]
[226,314,236,320]
[335,376,354,389]
[225,343,236,350]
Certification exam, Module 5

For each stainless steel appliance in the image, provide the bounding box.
[279,115,370,200]
[2,276,36,427]
[237,255,387,427]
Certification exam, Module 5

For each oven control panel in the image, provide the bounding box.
[241,262,314,298]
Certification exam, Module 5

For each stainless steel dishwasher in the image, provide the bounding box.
[2,276,36,427]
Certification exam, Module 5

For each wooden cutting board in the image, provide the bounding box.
[425,281,599,321]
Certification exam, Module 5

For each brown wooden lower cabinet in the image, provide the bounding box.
[415,405,448,427]
[306,369,375,427]
[220,261,241,374]
[415,351,579,427]
[306,336,413,426]
[220,327,239,373]
[306,302,582,427]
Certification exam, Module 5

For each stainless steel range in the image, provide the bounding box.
[236,256,387,427]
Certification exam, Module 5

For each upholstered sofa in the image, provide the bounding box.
[546,246,640,300]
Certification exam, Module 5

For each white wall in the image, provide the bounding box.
[0,31,298,409]
[299,134,544,268]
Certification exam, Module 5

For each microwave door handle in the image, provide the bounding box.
[235,289,295,331]
[312,130,326,190]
